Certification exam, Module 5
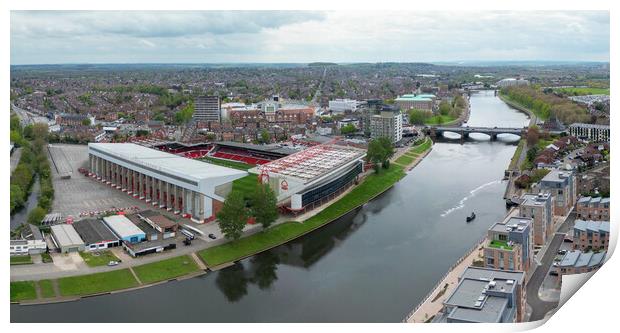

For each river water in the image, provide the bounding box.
[10,177,40,231]
[10,90,529,323]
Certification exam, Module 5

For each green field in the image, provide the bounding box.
[425,115,456,125]
[58,269,139,296]
[41,252,53,263]
[10,255,33,265]
[133,255,200,284]
[200,157,253,170]
[79,251,120,267]
[556,87,610,96]
[199,164,406,267]
[10,281,37,302]
[38,279,56,298]
[509,139,525,170]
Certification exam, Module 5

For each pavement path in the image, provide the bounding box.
[10,147,22,173]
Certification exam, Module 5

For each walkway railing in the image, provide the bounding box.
[402,235,487,323]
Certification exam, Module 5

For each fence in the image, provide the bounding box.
[402,235,487,323]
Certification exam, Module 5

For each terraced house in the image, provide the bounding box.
[572,220,610,251]
[576,196,610,221]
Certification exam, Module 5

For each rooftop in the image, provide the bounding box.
[520,192,551,206]
[103,215,146,238]
[396,94,436,102]
[573,220,610,233]
[73,219,120,245]
[89,143,246,185]
[257,144,366,183]
[51,224,84,246]
[559,250,606,268]
[540,169,573,184]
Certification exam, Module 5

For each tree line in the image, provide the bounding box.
[501,86,591,124]
[10,115,55,225]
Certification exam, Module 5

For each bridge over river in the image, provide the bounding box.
[427,126,564,142]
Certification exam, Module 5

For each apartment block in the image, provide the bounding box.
[518,192,553,246]
[539,169,576,216]
[485,217,534,274]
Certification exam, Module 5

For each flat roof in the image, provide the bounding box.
[396,94,436,101]
[89,143,246,185]
[520,193,551,206]
[489,217,531,234]
[541,169,573,183]
[51,224,84,247]
[103,215,146,238]
[257,144,366,183]
[73,219,119,245]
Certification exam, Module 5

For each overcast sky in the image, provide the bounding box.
[10,11,609,64]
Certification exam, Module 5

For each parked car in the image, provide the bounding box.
[558,249,567,255]
[549,271,559,276]
[107,261,119,266]
[183,238,192,246]
[208,234,217,240]
[563,238,574,243]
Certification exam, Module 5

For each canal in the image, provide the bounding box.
[11,90,529,323]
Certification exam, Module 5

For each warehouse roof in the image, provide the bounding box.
[73,219,119,245]
[89,143,246,185]
[51,224,84,247]
[103,215,146,239]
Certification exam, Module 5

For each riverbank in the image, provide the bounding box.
[11,139,434,305]
[497,93,537,126]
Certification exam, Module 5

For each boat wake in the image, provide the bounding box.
[440,180,502,217]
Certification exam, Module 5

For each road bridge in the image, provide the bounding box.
[428,126,527,141]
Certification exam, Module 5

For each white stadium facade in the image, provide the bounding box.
[88,143,247,222]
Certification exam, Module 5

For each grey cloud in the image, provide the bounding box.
[11,11,326,38]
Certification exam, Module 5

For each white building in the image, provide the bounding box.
[568,123,610,142]
[10,224,47,256]
[497,78,530,88]
[88,143,247,222]
[370,111,403,143]
[329,99,359,113]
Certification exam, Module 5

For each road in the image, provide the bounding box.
[311,66,327,104]
[527,212,576,321]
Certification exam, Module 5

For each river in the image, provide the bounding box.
[10,177,40,231]
[10,90,529,322]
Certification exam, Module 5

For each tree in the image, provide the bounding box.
[27,206,47,225]
[81,118,92,126]
[250,183,279,230]
[526,125,540,147]
[259,130,271,144]
[340,123,357,135]
[408,109,431,125]
[438,101,452,116]
[366,137,395,172]
[218,191,248,240]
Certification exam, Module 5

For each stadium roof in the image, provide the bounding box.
[89,143,246,184]
[258,144,366,183]
[216,141,297,156]
[396,94,436,101]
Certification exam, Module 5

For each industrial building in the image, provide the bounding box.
[88,143,248,222]
[496,78,529,88]
[51,224,85,253]
[193,96,221,122]
[254,144,366,212]
[103,215,146,244]
[433,267,526,323]
[73,218,121,251]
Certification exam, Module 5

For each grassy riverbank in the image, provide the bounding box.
[199,164,407,267]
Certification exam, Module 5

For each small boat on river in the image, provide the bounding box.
[466,212,476,222]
